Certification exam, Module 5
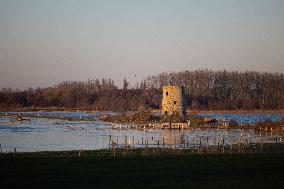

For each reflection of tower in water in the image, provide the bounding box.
[161,129,187,145]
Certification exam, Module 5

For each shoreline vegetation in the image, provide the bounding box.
[1,147,284,189]
[2,143,284,156]
[1,108,284,132]
[1,144,284,158]
[1,107,284,118]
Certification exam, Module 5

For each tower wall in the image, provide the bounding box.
[162,86,187,120]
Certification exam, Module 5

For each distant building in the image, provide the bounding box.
[162,86,187,121]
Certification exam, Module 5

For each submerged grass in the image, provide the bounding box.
[1,149,284,189]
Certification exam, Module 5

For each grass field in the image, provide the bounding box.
[1,149,284,189]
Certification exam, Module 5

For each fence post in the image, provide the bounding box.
[109,135,112,149]
[14,148,16,157]
[145,138,147,147]
[222,138,225,153]
[199,137,202,152]
[125,136,127,148]
[146,139,148,147]
[186,139,189,149]
[112,142,116,157]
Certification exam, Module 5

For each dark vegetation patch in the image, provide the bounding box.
[1,148,284,189]
[100,109,153,124]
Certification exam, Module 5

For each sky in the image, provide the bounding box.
[0,0,284,89]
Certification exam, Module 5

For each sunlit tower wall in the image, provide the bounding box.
[162,86,187,121]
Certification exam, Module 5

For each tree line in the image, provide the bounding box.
[0,70,283,111]
[142,70,284,110]
[0,78,160,111]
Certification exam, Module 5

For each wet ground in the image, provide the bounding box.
[0,112,283,152]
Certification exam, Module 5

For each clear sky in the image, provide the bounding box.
[0,0,283,89]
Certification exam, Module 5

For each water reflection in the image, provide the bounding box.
[0,113,283,152]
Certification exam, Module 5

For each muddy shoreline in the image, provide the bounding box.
[1,109,283,131]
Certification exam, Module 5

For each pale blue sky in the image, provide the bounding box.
[0,0,283,89]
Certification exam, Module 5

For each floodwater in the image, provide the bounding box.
[0,112,283,152]
[197,113,281,124]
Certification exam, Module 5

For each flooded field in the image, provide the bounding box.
[197,113,281,124]
[0,112,283,152]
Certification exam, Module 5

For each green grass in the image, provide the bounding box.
[1,150,284,189]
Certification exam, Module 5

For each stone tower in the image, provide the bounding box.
[162,86,187,121]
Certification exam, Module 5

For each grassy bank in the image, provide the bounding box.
[1,149,284,189]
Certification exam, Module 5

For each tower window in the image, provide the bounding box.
[166,91,168,96]
[174,101,176,104]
